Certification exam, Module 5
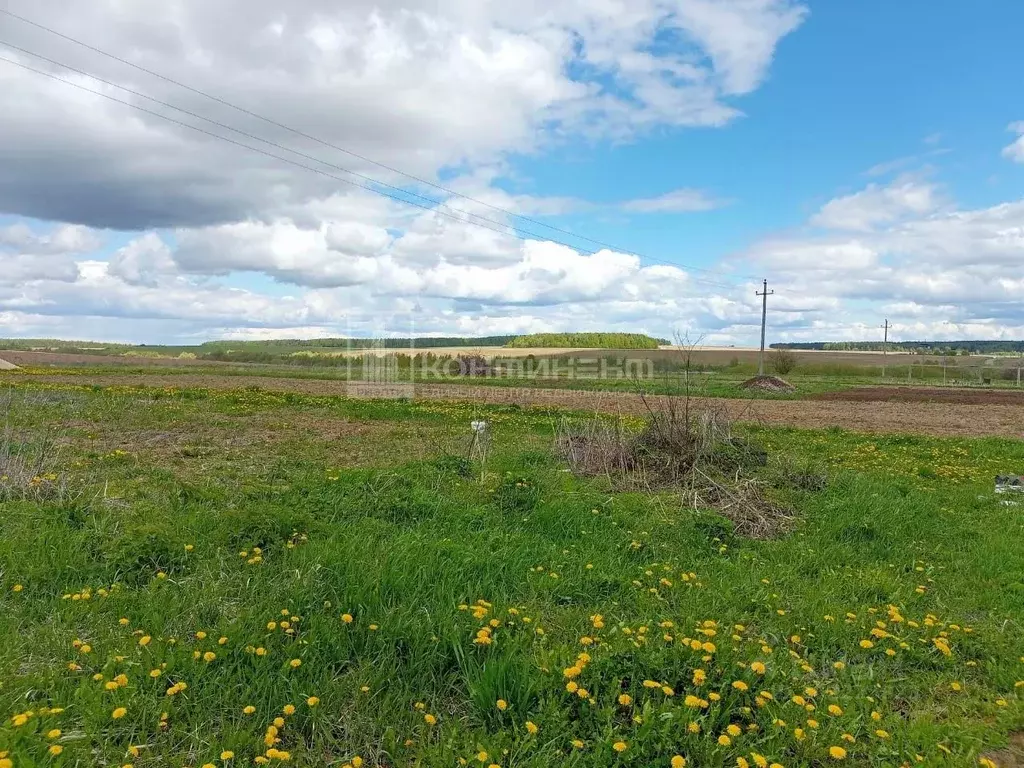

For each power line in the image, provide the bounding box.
[0,8,757,283]
[0,53,742,291]
[0,38,537,241]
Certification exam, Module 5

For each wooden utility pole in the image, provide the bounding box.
[881,318,890,379]
[756,279,773,376]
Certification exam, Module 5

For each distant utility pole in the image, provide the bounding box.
[881,318,890,379]
[756,279,773,376]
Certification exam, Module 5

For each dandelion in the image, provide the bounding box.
[875,729,890,739]
[289,658,301,668]
[243,706,256,715]
[751,662,766,675]
[618,694,632,706]
[571,740,585,749]
[727,724,742,737]
[672,757,687,768]
[48,729,62,739]
[49,745,64,756]
[424,713,437,725]
[12,584,23,593]
[733,680,749,691]
[341,613,354,624]
[828,746,847,760]
[221,751,235,760]
[139,636,151,646]
[283,704,296,716]
[525,721,538,734]
[306,696,320,707]
[496,699,508,711]
[718,735,732,747]
[112,707,127,719]
[613,741,628,753]
[476,751,489,762]
[203,651,216,662]
[859,640,874,649]
[827,705,843,716]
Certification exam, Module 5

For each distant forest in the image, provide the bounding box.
[772,340,1024,355]
[506,333,664,349]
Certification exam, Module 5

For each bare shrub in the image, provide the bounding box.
[556,334,795,538]
[455,354,492,377]
[770,348,798,376]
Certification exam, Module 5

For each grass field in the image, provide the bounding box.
[1,379,1023,767]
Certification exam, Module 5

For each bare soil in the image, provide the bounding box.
[0,350,236,368]
[811,386,1024,406]
[8,372,1024,438]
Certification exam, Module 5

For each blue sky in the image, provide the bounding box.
[1,0,1023,344]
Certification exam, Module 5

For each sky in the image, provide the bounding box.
[1,0,1023,345]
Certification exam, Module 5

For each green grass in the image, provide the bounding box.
[1,381,1023,767]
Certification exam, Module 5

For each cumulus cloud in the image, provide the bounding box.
[810,178,941,232]
[0,0,806,231]
[739,177,1024,339]
[1003,122,1024,163]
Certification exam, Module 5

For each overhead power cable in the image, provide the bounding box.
[0,7,759,283]
[0,53,742,291]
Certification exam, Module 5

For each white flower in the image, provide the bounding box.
[471,420,488,433]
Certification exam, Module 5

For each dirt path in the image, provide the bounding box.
[7,372,1024,438]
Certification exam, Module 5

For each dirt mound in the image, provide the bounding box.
[0,357,19,370]
[740,375,795,393]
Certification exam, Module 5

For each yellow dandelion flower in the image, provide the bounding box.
[727,724,742,737]
[49,745,64,756]
[221,751,235,760]
[243,706,256,715]
[289,658,301,668]
[671,757,687,768]
[306,696,320,707]
[828,746,847,760]
[525,721,538,734]
[613,741,628,753]
[341,613,353,624]
[496,699,508,711]
[424,713,437,725]
[718,735,732,747]
[618,694,632,706]
[112,707,127,719]
[733,680,749,691]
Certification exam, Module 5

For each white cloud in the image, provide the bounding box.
[1002,122,1024,163]
[0,222,102,254]
[621,188,726,213]
[0,0,807,230]
[810,178,941,232]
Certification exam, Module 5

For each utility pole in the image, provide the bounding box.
[881,319,889,379]
[756,279,773,376]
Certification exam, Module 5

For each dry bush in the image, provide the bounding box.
[455,354,492,377]
[556,339,795,537]
[770,348,798,376]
